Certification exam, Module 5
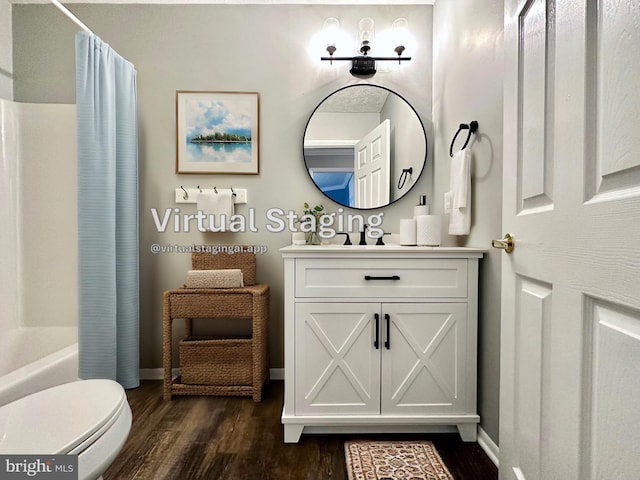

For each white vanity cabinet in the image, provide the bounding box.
[281,246,485,443]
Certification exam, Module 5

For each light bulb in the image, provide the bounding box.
[323,17,340,56]
[392,18,409,55]
[358,17,375,50]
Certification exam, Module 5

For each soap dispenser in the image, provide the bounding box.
[414,195,430,218]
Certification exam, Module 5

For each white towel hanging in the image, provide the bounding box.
[197,191,235,232]
[448,148,471,235]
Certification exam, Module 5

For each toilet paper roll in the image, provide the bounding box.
[416,215,442,246]
[413,205,430,218]
[399,218,417,246]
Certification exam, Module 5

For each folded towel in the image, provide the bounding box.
[197,191,235,232]
[448,148,471,235]
[186,269,244,288]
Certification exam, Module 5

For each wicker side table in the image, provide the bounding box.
[163,284,269,402]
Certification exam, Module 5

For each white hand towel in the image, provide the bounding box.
[448,149,471,235]
[197,191,235,232]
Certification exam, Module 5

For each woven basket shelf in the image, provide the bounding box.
[162,250,269,402]
[179,336,252,386]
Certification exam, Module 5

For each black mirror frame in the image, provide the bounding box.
[302,83,428,210]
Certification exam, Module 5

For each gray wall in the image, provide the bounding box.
[13,3,434,372]
[0,0,11,99]
[433,0,504,445]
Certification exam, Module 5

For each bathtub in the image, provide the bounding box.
[0,326,79,406]
[1,101,79,406]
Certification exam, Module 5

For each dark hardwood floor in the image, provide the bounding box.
[104,380,498,480]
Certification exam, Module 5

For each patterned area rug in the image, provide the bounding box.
[345,440,454,480]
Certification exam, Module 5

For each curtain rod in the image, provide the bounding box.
[50,0,94,35]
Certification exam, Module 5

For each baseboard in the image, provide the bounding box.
[477,427,499,468]
[139,368,285,381]
[139,368,176,380]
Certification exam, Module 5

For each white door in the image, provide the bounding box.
[294,303,381,415]
[500,1,640,479]
[381,303,468,416]
[354,119,390,208]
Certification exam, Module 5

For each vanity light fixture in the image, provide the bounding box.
[321,17,412,78]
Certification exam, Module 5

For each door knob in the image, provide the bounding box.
[492,233,514,253]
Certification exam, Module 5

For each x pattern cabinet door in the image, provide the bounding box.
[294,303,381,415]
[382,303,468,415]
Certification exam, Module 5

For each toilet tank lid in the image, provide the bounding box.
[0,379,127,455]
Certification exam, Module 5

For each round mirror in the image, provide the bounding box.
[303,84,427,209]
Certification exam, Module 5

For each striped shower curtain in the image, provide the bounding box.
[75,32,139,389]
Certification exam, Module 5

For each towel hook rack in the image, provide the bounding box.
[174,187,247,204]
[449,120,479,158]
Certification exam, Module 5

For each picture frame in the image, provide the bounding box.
[176,91,259,174]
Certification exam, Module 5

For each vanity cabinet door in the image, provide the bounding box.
[381,303,469,415]
[294,303,381,415]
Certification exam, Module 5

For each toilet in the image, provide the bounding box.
[0,379,132,480]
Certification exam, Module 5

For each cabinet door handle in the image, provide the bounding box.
[374,313,380,349]
[364,275,401,281]
[384,313,390,349]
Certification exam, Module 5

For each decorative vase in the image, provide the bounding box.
[306,231,320,245]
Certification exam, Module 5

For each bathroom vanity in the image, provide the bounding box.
[280,245,484,443]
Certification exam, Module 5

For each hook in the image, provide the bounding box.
[231,187,236,196]
[180,186,188,200]
[197,185,202,193]
[213,186,218,194]
[449,120,479,157]
[397,167,413,190]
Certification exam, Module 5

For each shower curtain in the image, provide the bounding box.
[75,32,139,389]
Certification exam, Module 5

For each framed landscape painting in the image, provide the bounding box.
[176,91,259,174]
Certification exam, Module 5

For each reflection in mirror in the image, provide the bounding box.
[303,84,427,209]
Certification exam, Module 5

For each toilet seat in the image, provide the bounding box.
[0,379,128,455]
